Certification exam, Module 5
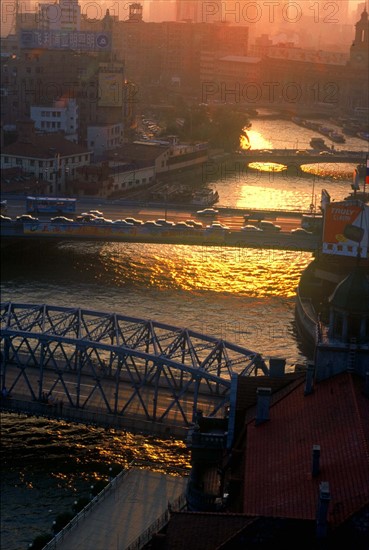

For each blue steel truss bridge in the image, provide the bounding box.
[0,303,268,439]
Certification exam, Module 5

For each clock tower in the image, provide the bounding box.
[350,8,369,67]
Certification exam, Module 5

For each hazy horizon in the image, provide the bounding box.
[1,0,365,38]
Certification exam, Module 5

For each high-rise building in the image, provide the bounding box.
[285,0,350,24]
[176,0,222,23]
[39,0,81,32]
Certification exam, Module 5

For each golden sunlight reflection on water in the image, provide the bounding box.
[99,244,312,299]
[240,126,358,180]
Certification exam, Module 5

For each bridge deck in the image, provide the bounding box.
[0,224,321,251]
[44,468,188,550]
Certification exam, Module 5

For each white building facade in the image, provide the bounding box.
[30,99,78,142]
[87,123,124,160]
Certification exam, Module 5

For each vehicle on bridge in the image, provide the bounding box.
[50,216,74,223]
[290,228,313,236]
[196,208,219,216]
[26,196,77,215]
[16,214,39,222]
[240,225,263,232]
[258,221,281,232]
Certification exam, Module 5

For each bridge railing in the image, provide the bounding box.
[124,490,187,550]
[41,464,187,550]
[42,466,133,550]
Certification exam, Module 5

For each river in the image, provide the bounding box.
[1,115,368,550]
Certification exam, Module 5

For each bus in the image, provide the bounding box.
[26,196,77,215]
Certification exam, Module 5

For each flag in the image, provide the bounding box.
[366,156,369,185]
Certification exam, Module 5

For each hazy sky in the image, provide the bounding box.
[1,0,364,36]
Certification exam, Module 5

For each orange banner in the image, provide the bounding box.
[323,203,363,243]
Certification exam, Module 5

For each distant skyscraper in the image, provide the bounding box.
[310,0,349,23]
[39,0,81,31]
[285,0,349,24]
[176,0,221,23]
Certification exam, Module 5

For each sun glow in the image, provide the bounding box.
[240,127,287,173]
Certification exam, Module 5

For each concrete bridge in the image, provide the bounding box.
[0,303,268,439]
[0,219,321,252]
[234,149,366,167]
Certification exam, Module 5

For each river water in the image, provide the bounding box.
[1,116,367,550]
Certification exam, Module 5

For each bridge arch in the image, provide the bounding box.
[1,303,268,433]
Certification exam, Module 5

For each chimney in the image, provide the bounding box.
[316,481,331,539]
[269,357,286,377]
[255,387,271,425]
[304,361,315,395]
[312,444,321,477]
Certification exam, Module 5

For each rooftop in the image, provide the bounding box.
[2,133,91,159]
[243,372,369,526]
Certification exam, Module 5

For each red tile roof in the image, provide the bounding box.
[2,134,90,158]
[243,372,369,526]
[163,512,256,549]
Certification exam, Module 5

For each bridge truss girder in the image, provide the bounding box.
[1,303,268,427]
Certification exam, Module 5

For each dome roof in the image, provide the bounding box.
[329,266,369,314]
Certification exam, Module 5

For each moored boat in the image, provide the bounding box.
[309,137,328,150]
[295,191,369,374]
[191,188,219,206]
[328,131,345,143]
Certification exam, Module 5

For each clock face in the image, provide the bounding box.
[355,53,364,62]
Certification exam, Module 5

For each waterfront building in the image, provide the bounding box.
[1,120,91,194]
[67,160,155,197]
[106,138,208,177]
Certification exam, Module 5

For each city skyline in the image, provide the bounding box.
[1,0,364,35]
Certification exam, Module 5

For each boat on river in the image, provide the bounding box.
[357,131,369,142]
[309,137,328,150]
[328,131,345,143]
[295,191,369,373]
[191,188,219,206]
